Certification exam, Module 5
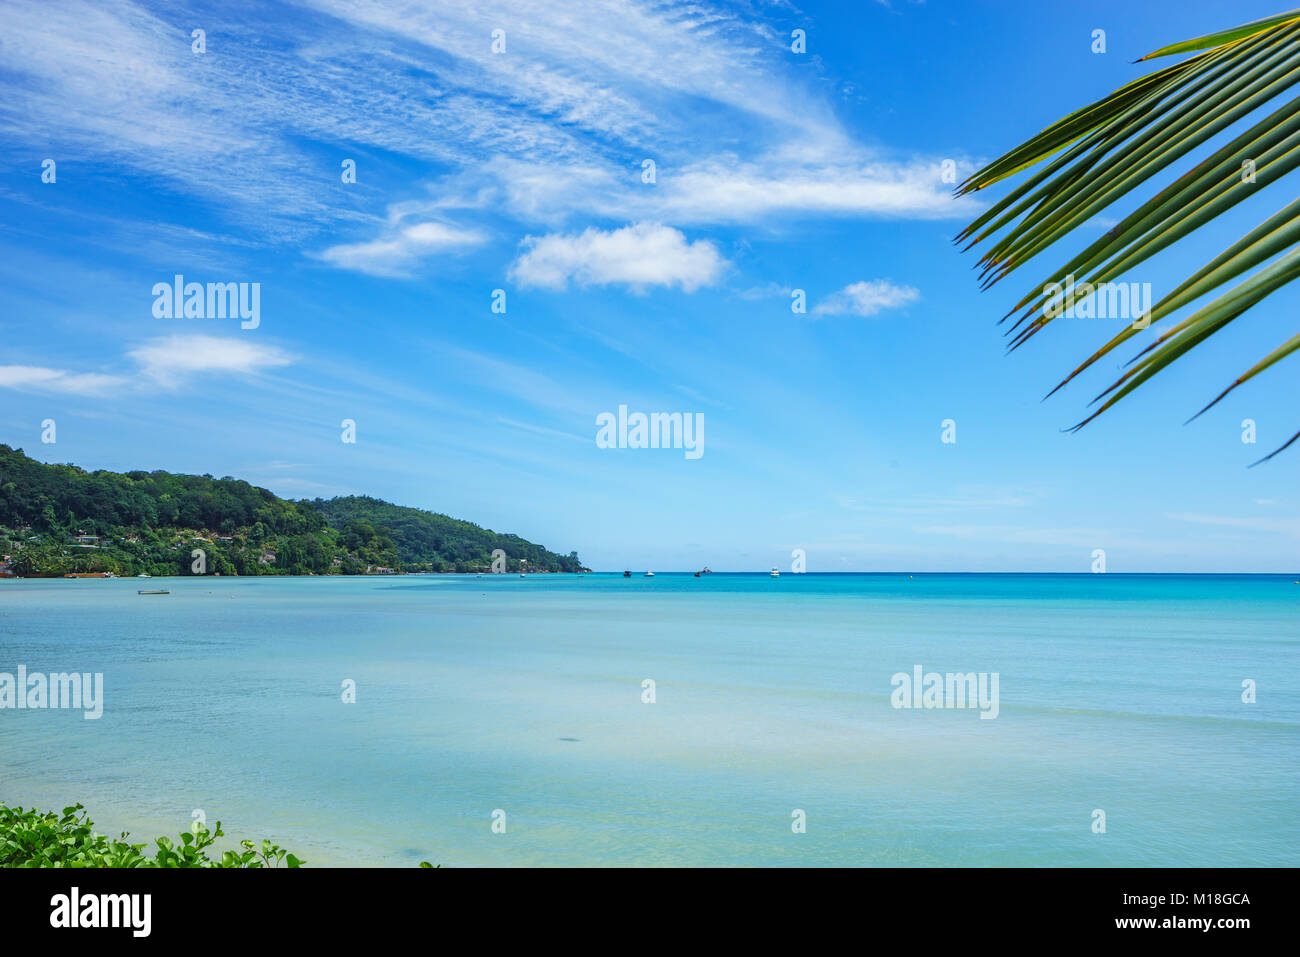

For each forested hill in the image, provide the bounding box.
[306,495,581,574]
[0,444,584,576]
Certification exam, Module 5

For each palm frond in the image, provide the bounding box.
[961,10,1300,460]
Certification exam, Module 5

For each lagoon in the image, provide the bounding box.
[1,573,1296,866]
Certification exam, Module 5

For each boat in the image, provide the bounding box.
[137,589,169,595]
[770,567,780,577]
[694,571,700,577]
[136,573,151,578]
[519,573,526,578]
[644,570,654,577]
[623,570,631,578]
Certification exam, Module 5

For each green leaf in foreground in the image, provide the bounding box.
[959,10,1300,460]
[0,802,306,869]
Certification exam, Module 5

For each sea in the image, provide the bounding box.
[1,573,1296,866]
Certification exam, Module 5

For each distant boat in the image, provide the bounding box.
[519,573,526,578]
[137,589,169,596]
[770,567,780,577]
[623,570,632,578]
[644,570,654,577]
[136,573,151,578]
[693,571,700,577]
[701,567,713,574]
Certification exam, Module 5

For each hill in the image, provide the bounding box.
[0,444,584,577]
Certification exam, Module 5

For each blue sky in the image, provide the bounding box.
[1,0,1296,572]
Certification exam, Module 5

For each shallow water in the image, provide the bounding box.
[1,573,1296,866]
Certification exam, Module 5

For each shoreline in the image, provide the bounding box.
[4,570,1298,580]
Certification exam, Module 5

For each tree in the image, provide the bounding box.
[959,10,1300,462]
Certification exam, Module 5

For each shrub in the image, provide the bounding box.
[0,802,303,868]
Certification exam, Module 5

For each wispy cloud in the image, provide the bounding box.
[496,418,587,443]
[0,365,125,395]
[0,0,978,261]
[447,155,978,229]
[916,524,1111,548]
[837,492,1036,513]
[314,221,488,277]
[1167,512,1300,536]
[736,281,792,301]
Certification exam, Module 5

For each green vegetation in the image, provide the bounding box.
[959,10,1300,461]
[0,803,302,868]
[310,495,583,574]
[0,444,585,577]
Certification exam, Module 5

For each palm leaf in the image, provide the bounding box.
[1138,10,1300,60]
[960,11,1300,460]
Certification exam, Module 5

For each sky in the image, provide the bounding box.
[0,0,1297,572]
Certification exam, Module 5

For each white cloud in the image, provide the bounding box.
[0,365,125,395]
[813,280,920,317]
[509,223,727,292]
[127,335,294,387]
[315,221,488,277]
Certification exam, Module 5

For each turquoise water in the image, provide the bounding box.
[1,573,1296,866]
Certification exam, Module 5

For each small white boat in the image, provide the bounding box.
[519,573,526,578]
[644,570,654,577]
[770,567,780,577]
[136,573,151,578]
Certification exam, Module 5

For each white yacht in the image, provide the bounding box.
[770,567,780,577]
[644,570,655,577]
